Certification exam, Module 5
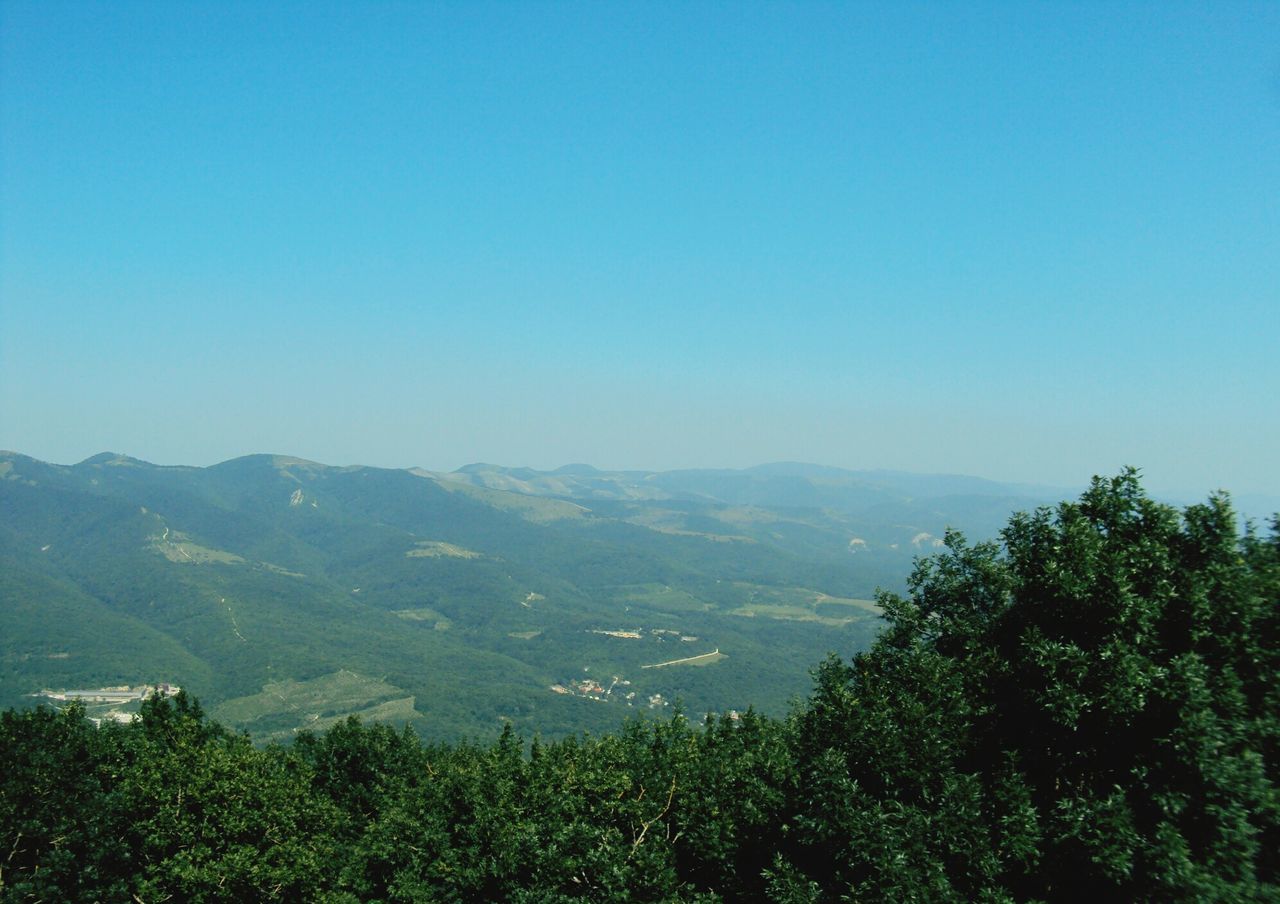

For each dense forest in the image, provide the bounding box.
[2,472,1276,902]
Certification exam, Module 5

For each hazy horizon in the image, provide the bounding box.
[3,4,1278,498]
[9,445,1279,511]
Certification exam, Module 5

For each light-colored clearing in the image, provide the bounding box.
[153,527,244,565]
[212,670,418,738]
[406,540,482,559]
[392,608,452,630]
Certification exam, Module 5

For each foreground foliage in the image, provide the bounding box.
[2,473,1275,901]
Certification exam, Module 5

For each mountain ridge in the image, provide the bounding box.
[34,450,1070,497]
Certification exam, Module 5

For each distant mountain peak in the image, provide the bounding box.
[270,455,327,470]
[551,463,600,476]
[456,463,500,474]
[210,453,327,471]
[77,452,147,467]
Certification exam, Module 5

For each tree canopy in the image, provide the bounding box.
[790,470,1278,901]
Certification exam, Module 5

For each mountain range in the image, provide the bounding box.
[2,450,1066,740]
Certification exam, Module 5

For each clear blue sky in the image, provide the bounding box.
[2,2,1277,496]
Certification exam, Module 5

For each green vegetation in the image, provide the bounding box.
[0,451,898,736]
[617,582,714,614]
[1,472,1274,901]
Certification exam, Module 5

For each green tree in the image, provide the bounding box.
[789,471,1278,901]
[0,703,130,901]
[113,692,340,901]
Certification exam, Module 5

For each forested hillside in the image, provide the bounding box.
[3,473,1275,901]
[1,451,1054,740]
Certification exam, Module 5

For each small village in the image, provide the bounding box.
[549,672,670,709]
[549,623,723,707]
